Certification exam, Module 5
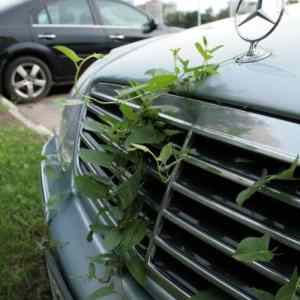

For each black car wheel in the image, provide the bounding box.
[4,56,52,102]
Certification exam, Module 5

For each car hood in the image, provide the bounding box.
[153,23,182,34]
[93,5,300,121]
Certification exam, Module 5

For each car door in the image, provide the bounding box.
[92,0,153,51]
[31,0,108,81]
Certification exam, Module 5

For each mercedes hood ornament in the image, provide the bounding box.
[234,0,285,63]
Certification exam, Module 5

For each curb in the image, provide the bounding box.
[0,96,53,137]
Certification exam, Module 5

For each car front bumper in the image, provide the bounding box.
[41,136,155,300]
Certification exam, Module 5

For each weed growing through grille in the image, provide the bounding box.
[55,38,300,299]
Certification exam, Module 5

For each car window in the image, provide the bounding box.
[95,0,149,27]
[37,8,50,24]
[36,0,94,25]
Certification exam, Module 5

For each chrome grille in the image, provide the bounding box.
[76,82,300,300]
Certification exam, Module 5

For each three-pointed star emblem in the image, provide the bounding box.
[238,0,276,27]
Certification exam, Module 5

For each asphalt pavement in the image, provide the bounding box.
[17,86,71,133]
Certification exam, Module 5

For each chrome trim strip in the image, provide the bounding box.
[80,131,103,151]
[146,262,191,300]
[145,129,193,263]
[32,24,142,29]
[186,155,300,209]
[91,84,300,166]
[88,102,122,121]
[46,251,74,300]
[163,209,289,285]
[155,237,254,300]
[41,160,51,223]
[77,133,117,226]
[76,160,116,226]
[173,182,300,251]
[90,89,192,131]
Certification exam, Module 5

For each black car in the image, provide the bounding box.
[0,0,178,102]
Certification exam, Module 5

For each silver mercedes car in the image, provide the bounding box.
[41,1,300,299]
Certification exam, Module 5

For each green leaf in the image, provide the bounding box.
[80,149,115,169]
[90,253,114,264]
[87,230,94,242]
[237,156,300,207]
[90,222,113,233]
[275,269,300,300]
[195,42,212,61]
[88,262,96,280]
[158,143,173,164]
[202,65,219,76]
[121,219,148,249]
[89,53,105,60]
[203,36,208,47]
[124,250,146,286]
[104,228,122,251]
[209,45,224,53]
[251,289,275,300]
[115,168,142,210]
[146,74,178,92]
[178,57,190,72]
[117,83,148,99]
[233,234,274,263]
[93,175,112,186]
[270,156,299,181]
[76,176,109,200]
[145,68,171,77]
[125,124,165,147]
[170,48,181,57]
[87,285,115,300]
[54,45,82,64]
[109,206,124,220]
[83,118,110,133]
[101,144,119,154]
[164,129,181,136]
[120,104,138,122]
[100,114,121,127]
[128,144,157,161]
[236,174,268,206]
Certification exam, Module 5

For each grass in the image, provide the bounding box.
[0,115,51,300]
[0,102,8,112]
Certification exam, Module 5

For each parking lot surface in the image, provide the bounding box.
[18,95,63,133]
[16,86,70,133]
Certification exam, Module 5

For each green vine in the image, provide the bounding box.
[55,36,300,300]
[232,156,300,300]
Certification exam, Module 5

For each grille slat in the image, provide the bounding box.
[172,181,300,252]
[186,155,300,209]
[76,83,300,300]
[179,161,300,239]
[88,102,123,120]
[155,237,254,300]
[163,209,289,285]
[190,134,300,199]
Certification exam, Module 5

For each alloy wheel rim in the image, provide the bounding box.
[11,63,47,99]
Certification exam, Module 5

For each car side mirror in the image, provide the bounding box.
[143,19,158,33]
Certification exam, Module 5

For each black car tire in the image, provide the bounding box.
[4,56,52,103]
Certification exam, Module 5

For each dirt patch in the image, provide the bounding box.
[0,111,16,126]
